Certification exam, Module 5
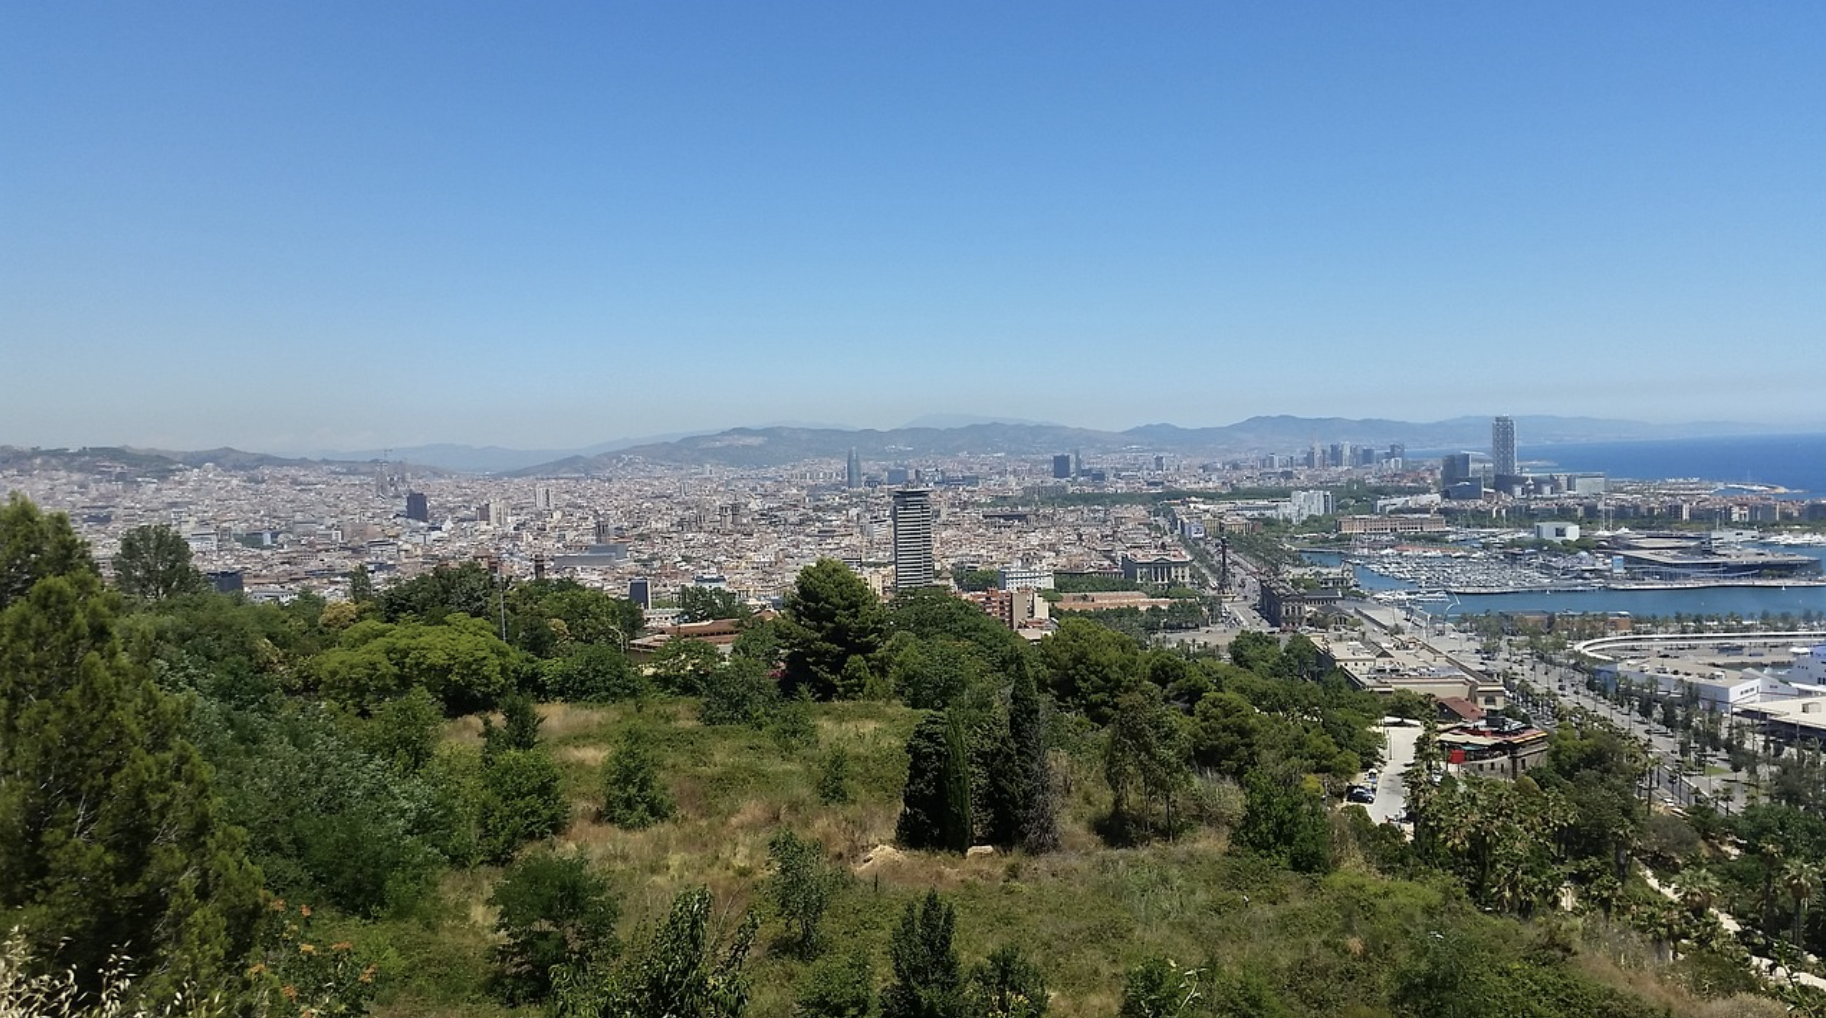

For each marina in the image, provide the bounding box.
[1305,544,1826,620]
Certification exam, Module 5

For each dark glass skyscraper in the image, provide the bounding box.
[1492,415,1517,479]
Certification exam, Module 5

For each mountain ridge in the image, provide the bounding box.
[4,416,1802,477]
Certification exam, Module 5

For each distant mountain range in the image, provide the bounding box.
[503,415,1785,476]
[2,416,1796,478]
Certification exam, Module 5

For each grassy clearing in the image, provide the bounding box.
[371,697,1732,1018]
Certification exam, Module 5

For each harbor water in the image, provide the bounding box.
[1304,547,1826,620]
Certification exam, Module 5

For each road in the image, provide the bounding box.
[1369,722,1420,825]
[1404,621,1749,810]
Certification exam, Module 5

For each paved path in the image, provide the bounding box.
[1368,722,1420,825]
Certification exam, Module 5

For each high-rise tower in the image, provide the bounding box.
[1492,415,1518,487]
[846,447,861,489]
[891,488,935,592]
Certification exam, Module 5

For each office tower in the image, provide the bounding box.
[628,578,651,610]
[886,466,909,485]
[846,448,861,489]
[1072,450,1082,478]
[1441,453,1473,488]
[1053,454,1072,479]
[891,488,935,592]
[405,491,429,523]
[487,500,509,529]
[1387,443,1406,462]
[1492,415,1519,487]
[534,485,554,511]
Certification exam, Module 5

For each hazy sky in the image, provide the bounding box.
[4,3,1824,453]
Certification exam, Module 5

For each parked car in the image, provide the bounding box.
[1346,786,1376,804]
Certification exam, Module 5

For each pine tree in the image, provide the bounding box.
[0,493,95,610]
[1008,653,1059,854]
[0,500,261,997]
[112,523,208,601]
[881,890,963,1018]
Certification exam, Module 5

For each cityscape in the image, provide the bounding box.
[9,3,1826,1016]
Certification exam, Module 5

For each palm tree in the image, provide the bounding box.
[1679,867,1721,919]
[1783,858,1821,952]
[1759,842,1785,937]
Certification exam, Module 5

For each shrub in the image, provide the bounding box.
[489,852,619,1004]
[599,727,675,829]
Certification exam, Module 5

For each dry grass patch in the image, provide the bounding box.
[557,744,608,767]
[535,701,612,740]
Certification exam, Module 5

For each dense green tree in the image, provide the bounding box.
[897,712,971,852]
[887,587,1019,664]
[941,711,974,853]
[679,585,749,623]
[490,851,620,1004]
[794,949,876,1018]
[190,696,453,914]
[508,580,643,659]
[781,558,888,700]
[0,507,261,996]
[377,559,498,622]
[950,566,1000,593]
[600,726,675,829]
[479,748,570,862]
[112,523,208,600]
[1238,772,1332,874]
[1008,652,1059,854]
[701,656,781,727]
[1228,630,1283,674]
[730,617,785,670]
[881,891,964,1018]
[766,829,840,958]
[0,495,96,612]
[1103,688,1191,842]
[546,643,647,702]
[1034,617,1142,724]
[484,692,543,759]
[651,637,726,695]
[313,614,520,714]
[361,685,443,773]
[885,634,984,711]
[1188,692,1262,778]
[1530,724,1645,880]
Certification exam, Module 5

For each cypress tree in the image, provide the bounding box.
[940,710,973,854]
[897,713,950,850]
[1008,652,1059,854]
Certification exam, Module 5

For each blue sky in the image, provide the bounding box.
[3,3,1823,452]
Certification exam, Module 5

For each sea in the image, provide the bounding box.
[1523,432,1826,495]
[1313,431,1826,620]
